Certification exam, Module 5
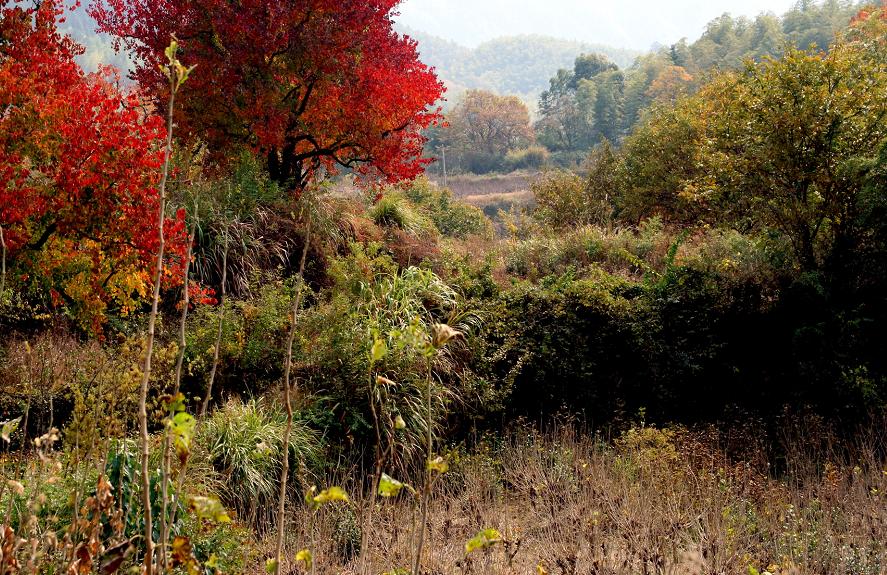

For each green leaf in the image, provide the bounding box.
[378,473,413,497]
[164,392,187,413]
[1,417,20,443]
[370,338,388,363]
[189,495,231,524]
[465,528,502,554]
[204,554,220,570]
[265,558,278,574]
[169,412,196,461]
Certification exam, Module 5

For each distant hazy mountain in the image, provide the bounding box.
[60,6,639,106]
[398,26,642,106]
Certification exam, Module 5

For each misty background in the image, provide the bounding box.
[395,0,799,50]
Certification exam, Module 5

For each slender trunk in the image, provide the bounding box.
[159,213,197,572]
[411,360,434,575]
[274,217,313,575]
[0,224,6,298]
[139,74,177,575]
[200,234,228,419]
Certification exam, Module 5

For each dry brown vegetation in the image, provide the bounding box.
[429,173,535,199]
[254,421,886,575]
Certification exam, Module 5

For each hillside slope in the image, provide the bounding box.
[399,27,642,105]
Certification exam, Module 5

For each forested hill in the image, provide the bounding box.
[532,0,870,161]
[398,26,642,105]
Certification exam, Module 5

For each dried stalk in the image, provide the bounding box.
[139,38,188,575]
[159,211,198,573]
[274,216,313,575]
[411,360,434,575]
[0,224,6,299]
[199,231,228,419]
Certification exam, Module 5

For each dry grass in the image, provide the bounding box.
[462,190,535,211]
[257,423,886,575]
[430,173,536,199]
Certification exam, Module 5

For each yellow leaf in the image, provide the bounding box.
[295,549,313,570]
[465,528,502,554]
[378,473,413,497]
[312,486,350,505]
[428,456,448,474]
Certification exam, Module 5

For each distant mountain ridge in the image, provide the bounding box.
[60,7,640,106]
[397,26,643,106]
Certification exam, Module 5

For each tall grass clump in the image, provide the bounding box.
[200,398,322,528]
[370,195,435,237]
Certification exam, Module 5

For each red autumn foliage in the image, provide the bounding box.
[852,2,887,24]
[90,0,446,190]
[0,0,188,331]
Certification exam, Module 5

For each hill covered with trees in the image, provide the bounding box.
[425,1,873,176]
[533,0,869,163]
[397,27,641,105]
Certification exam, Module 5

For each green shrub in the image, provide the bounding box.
[185,272,297,393]
[504,146,550,171]
[531,169,613,229]
[400,177,494,239]
[295,245,495,467]
[503,223,672,281]
[370,195,435,237]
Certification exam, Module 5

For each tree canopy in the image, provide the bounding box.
[0,0,187,331]
[445,90,533,170]
[597,6,887,274]
[91,0,445,190]
[536,0,866,159]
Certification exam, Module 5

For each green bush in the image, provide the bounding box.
[531,169,613,229]
[370,194,435,237]
[401,177,494,239]
[504,146,550,171]
[503,222,672,281]
[185,272,297,394]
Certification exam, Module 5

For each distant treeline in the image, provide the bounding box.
[397,27,642,105]
[426,0,871,174]
[534,0,869,163]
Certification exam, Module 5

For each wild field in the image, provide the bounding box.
[428,173,535,200]
[5,406,884,575]
[3,1,887,575]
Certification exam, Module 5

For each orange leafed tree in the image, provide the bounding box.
[0,0,188,331]
[91,0,446,191]
[447,89,534,156]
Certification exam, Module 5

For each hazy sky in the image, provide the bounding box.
[396,0,799,50]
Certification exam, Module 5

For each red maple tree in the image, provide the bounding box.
[91,0,445,190]
[0,0,188,331]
